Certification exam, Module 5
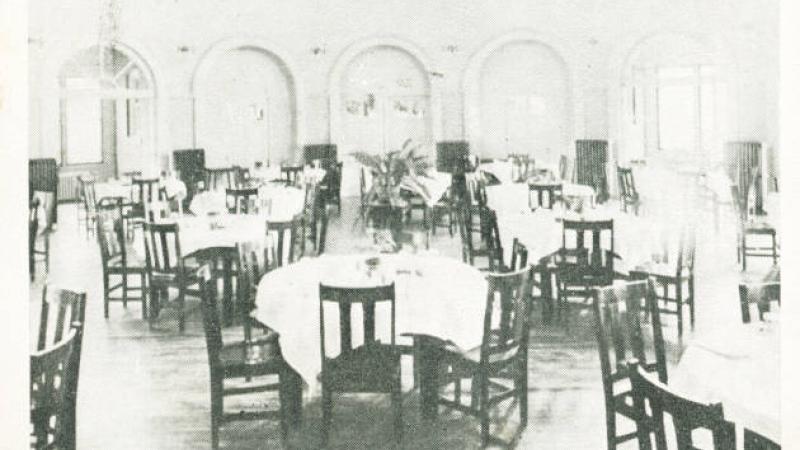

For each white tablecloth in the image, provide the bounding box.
[494,208,655,268]
[189,185,305,220]
[671,324,780,445]
[253,253,487,394]
[163,215,267,256]
[485,183,595,215]
[95,181,132,200]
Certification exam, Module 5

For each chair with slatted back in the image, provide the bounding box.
[30,194,53,281]
[281,165,303,186]
[35,287,86,450]
[318,283,402,446]
[509,239,557,322]
[593,280,666,450]
[225,187,259,214]
[77,175,98,234]
[205,167,238,191]
[127,178,161,236]
[617,166,641,215]
[456,205,503,272]
[744,428,780,450]
[142,222,201,332]
[627,361,735,450]
[731,185,778,270]
[298,183,322,256]
[428,187,456,236]
[96,199,147,319]
[553,219,617,320]
[508,238,528,271]
[631,229,696,336]
[30,329,80,450]
[436,268,531,447]
[197,265,303,449]
[739,281,780,324]
[236,239,278,340]
[528,183,563,210]
[267,216,302,267]
[323,161,344,214]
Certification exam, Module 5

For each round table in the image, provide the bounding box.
[253,253,487,394]
[671,323,780,444]
[164,214,267,256]
[485,183,595,215]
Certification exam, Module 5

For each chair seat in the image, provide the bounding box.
[443,341,519,368]
[323,344,401,392]
[744,222,776,234]
[220,334,284,376]
[149,260,203,284]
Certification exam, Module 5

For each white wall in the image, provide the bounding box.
[27,0,779,173]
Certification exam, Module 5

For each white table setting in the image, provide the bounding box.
[253,253,488,395]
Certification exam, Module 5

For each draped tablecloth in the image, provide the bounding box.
[189,185,305,220]
[671,323,780,445]
[253,253,487,394]
[485,183,595,215]
[493,208,656,269]
[162,214,267,256]
[95,177,187,201]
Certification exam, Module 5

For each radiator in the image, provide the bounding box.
[575,140,609,203]
[57,174,82,203]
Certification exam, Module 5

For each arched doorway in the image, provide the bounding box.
[58,44,156,179]
[336,45,433,156]
[464,34,572,166]
[194,45,297,168]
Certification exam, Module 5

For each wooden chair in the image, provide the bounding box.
[528,183,562,210]
[30,195,53,281]
[617,166,642,215]
[553,219,617,320]
[436,268,532,447]
[197,265,303,449]
[739,281,780,323]
[558,154,572,182]
[627,361,735,450]
[731,185,778,270]
[267,216,301,267]
[236,239,277,340]
[299,183,327,256]
[205,167,238,191]
[592,280,666,450]
[630,229,696,337]
[456,205,503,271]
[318,283,402,446]
[744,428,780,450]
[30,329,80,450]
[428,188,456,236]
[225,187,259,214]
[77,175,98,234]
[321,161,343,214]
[34,286,87,450]
[126,178,162,238]
[281,165,303,186]
[96,202,148,319]
[142,222,201,332]
[508,238,528,271]
[508,239,558,322]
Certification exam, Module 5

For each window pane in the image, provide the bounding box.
[657,84,697,152]
[65,97,102,164]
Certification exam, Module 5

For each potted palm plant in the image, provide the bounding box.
[351,139,432,249]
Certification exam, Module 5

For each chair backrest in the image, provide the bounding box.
[37,286,87,354]
[96,211,125,268]
[562,219,615,276]
[509,238,528,272]
[480,269,532,366]
[78,176,97,214]
[744,429,780,450]
[205,167,238,191]
[281,165,303,185]
[318,283,396,362]
[197,265,224,374]
[617,166,637,199]
[236,239,276,311]
[575,140,609,202]
[225,187,259,214]
[739,282,780,323]
[456,205,502,270]
[627,362,735,450]
[132,177,160,204]
[30,328,79,450]
[528,183,562,210]
[592,280,667,390]
[143,222,183,274]
[267,216,300,267]
[558,154,571,181]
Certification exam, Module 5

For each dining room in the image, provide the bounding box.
[12,0,794,448]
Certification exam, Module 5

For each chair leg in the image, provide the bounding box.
[122,272,128,309]
[392,381,403,443]
[605,407,617,450]
[479,372,490,448]
[772,233,778,264]
[103,272,110,319]
[177,287,186,333]
[518,359,528,427]
[688,278,695,329]
[321,387,332,447]
[210,381,222,450]
[676,282,683,337]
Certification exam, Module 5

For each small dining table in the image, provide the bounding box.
[671,322,780,446]
[188,184,305,220]
[252,253,488,405]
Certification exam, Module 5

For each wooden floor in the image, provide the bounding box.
[29,197,774,449]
